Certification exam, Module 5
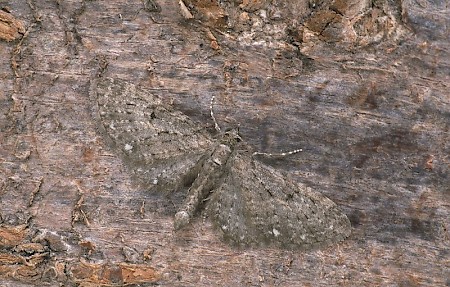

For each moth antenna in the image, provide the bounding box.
[210,95,221,132]
[253,148,303,157]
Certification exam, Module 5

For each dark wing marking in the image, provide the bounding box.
[92,77,213,191]
[207,152,351,249]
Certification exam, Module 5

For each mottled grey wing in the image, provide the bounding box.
[91,77,213,192]
[206,153,351,249]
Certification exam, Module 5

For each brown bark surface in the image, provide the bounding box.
[0,0,448,286]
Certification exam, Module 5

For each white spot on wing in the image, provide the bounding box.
[273,228,280,237]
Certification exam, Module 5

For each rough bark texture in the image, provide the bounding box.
[0,0,448,286]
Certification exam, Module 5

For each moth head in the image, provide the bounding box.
[221,127,242,146]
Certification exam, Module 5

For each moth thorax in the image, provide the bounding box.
[212,144,232,166]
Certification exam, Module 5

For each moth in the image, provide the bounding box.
[90,77,351,249]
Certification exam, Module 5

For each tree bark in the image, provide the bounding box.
[0,0,448,286]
